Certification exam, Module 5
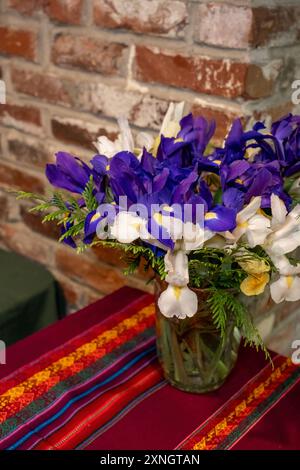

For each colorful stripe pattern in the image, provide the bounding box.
[0,296,166,450]
[0,292,299,451]
[176,355,300,450]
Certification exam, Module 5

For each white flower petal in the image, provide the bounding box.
[135,132,154,151]
[153,214,183,241]
[117,116,134,152]
[93,135,121,158]
[110,212,146,243]
[270,255,300,275]
[164,250,189,285]
[158,285,198,319]
[237,197,262,223]
[270,275,300,303]
[182,222,206,251]
[271,232,300,256]
[246,229,270,248]
[270,276,288,303]
[285,276,300,301]
[271,194,287,228]
[160,102,184,137]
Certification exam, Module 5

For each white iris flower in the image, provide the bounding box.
[228,197,271,247]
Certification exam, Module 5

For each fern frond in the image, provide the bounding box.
[50,192,69,211]
[42,210,67,223]
[16,191,48,202]
[82,176,98,212]
[29,202,54,212]
[207,290,228,336]
[59,221,85,242]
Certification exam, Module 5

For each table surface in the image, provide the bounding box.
[0,249,65,345]
[0,287,299,450]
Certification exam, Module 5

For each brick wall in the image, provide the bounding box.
[0,0,300,313]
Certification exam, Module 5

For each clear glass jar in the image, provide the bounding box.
[155,281,241,393]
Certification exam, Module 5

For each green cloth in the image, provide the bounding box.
[0,249,66,346]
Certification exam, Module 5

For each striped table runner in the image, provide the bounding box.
[0,288,299,450]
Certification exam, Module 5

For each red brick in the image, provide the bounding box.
[57,274,82,308]
[134,46,275,99]
[52,34,127,75]
[93,0,187,37]
[21,205,61,240]
[92,244,127,268]
[11,68,73,106]
[83,288,104,307]
[8,136,50,168]
[195,3,300,48]
[56,247,126,294]
[51,116,118,150]
[0,222,51,265]
[45,0,83,25]
[0,102,41,127]
[10,66,169,128]
[244,64,278,100]
[253,102,294,123]
[93,244,153,282]
[0,26,37,61]
[195,3,252,49]
[0,161,45,193]
[8,0,44,15]
[75,83,169,130]
[251,6,300,47]
[0,193,9,222]
[8,0,83,24]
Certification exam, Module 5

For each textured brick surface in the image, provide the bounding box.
[194,3,300,48]
[9,0,84,24]
[11,68,74,106]
[51,116,118,150]
[0,103,41,129]
[7,135,50,168]
[134,46,277,99]
[0,26,37,61]
[93,0,188,37]
[55,247,126,294]
[52,34,128,75]
[0,162,45,193]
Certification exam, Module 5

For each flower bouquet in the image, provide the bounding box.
[18,104,300,393]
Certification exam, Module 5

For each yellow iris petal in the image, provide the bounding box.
[173,286,182,300]
[205,212,217,220]
[153,212,163,225]
[240,273,270,296]
[151,136,161,157]
[90,212,101,223]
[163,122,181,138]
[238,258,270,275]
[235,178,243,185]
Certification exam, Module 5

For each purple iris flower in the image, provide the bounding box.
[271,114,300,176]
[84,210,107,244]
[46,152,92,194]
[156,136,196,171]
[222,187,245,213]
[178,114,216,155]
[61,221,76,249]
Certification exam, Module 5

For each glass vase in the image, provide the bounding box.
[155,282,241,393]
